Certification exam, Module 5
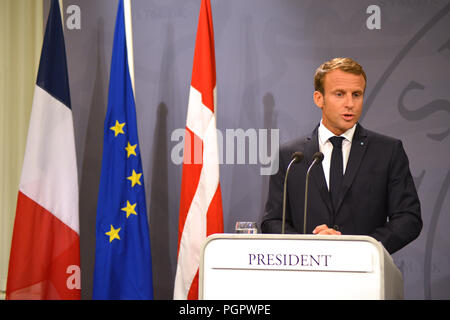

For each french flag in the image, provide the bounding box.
[6,0,80,300]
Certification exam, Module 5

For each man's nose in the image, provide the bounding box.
[345,93,354,108]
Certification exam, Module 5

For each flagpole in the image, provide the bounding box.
[123,0,135,97]
[59,0,64,28]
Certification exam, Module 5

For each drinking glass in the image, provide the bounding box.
[235,221,258,234]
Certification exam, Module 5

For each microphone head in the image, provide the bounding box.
[312,151,324,163]
[291,151,304,163]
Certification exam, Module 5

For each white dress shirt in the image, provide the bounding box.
[318,120,357,190]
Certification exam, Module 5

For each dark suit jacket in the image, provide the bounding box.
[261,123,422,254]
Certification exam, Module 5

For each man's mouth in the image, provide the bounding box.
[342,113,355,121]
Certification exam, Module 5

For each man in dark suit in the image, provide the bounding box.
[261,57,422,254]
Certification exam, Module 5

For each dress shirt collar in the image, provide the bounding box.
[318,120,357,145]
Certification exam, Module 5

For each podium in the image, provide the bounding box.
[199,234,403,300]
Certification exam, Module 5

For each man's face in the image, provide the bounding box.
[313,69,365,135]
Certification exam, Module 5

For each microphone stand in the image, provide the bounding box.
[303,152,324,234]
[282,152,303,234]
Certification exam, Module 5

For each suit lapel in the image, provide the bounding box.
[335,123,368,213]
[305,127,333,216]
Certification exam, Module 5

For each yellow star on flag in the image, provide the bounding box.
[110,120,125,137]
[121,200,137,218]
[127,169,142,187]
[105,225,121,243]
[125,142,137,158]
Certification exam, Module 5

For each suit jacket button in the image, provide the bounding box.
[333,225,339,231]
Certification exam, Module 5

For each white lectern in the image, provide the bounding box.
[199,234,403,300]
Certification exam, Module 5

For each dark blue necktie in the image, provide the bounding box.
[329,136,345,212]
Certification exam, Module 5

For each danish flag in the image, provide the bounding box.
[173,0,224,300]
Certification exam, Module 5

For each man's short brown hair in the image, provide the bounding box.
[314,57,367,94]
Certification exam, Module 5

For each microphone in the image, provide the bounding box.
[282,152,304,234]
[303,152,324,234]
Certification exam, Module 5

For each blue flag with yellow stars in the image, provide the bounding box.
[93,0,153,299]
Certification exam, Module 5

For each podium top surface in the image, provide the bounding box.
[202,233,384,249]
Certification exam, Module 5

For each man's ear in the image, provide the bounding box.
[313,90,324,110]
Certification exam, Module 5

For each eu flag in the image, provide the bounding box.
[93,0,153,299]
